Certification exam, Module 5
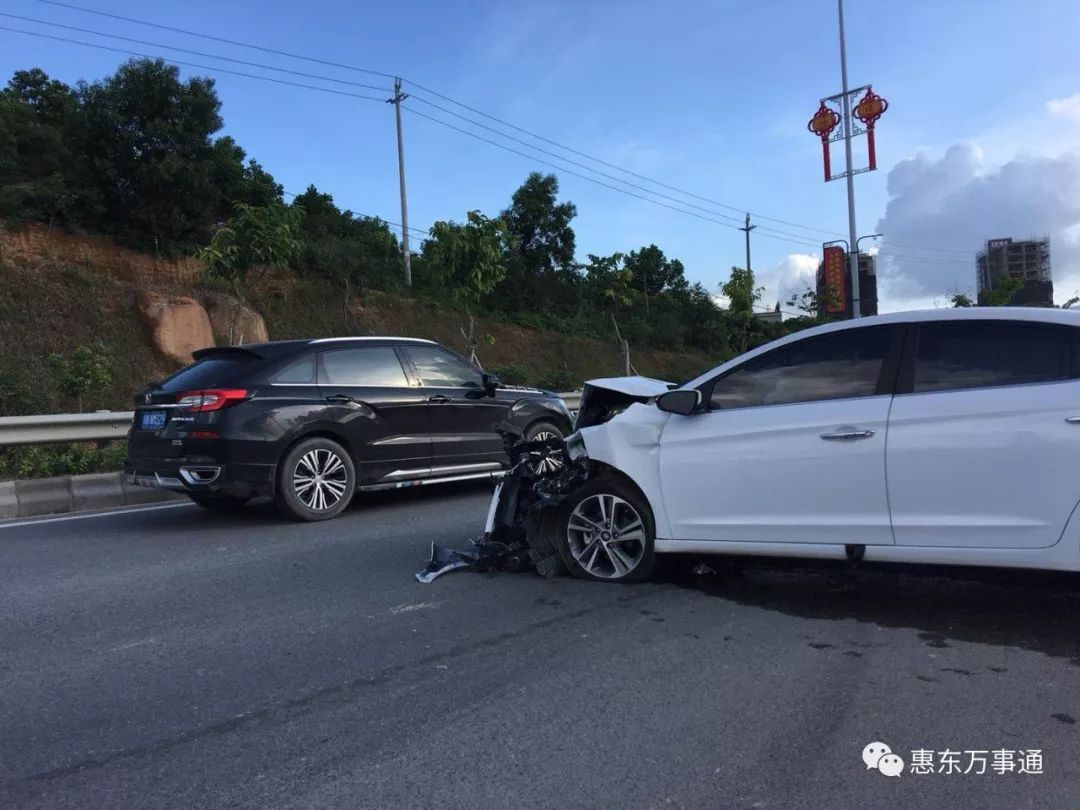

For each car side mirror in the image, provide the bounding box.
[656,389,701,416]
[482,373,500,396]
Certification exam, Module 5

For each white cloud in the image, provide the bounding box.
[1047,93,1080,123]
[757,252,820,310]
[874,143,1080,307]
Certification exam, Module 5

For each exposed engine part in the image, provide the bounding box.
[415,378,671,584]
[415,422,585,583]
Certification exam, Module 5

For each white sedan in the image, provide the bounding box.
[549,307,1080,582]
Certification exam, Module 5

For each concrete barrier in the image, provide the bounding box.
[71,472,126,512]
[0,473,182,519]
[14,476,73,517]
[0,480,17,519]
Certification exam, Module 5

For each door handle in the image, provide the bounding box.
[1066,417,1080,424]
[820,428,875,441]
[324,394,356,405]
[428,395,451,403]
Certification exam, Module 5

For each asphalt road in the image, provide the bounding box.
[1,484,1079,809]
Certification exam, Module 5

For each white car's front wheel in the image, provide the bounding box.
[557,476,655,582]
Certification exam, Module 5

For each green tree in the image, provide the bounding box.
[199,202,303,296]
[76,58,250,252]
[584,253,634,313]
[950,292,975,307]
[421,211,510,306]
[721,266,763,353]
[623,244,688,313]
[982,276,1024,306]
[498,172,578,311]
[788,284,841,318]
[0,68,85,225]
[48,342,112,412]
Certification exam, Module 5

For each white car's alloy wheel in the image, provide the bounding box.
[566,493,647,579]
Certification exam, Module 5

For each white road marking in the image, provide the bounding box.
[111,638,158,652]
[0,502,195,530]
[389,601,440,615]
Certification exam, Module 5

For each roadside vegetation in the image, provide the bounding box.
[0,59,823,353]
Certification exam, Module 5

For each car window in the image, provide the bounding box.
[406,346,482,388]
[913,321,1076,394]
[157,354,259,392]
[709,326,891,410]
[319,347,410,386]
[272,355,316,384]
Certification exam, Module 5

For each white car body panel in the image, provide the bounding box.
[577,402,672,537]
[574,308,1080,573]
[658,395,894,545]
[886,379,1080,549]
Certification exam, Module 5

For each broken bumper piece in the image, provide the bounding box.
[414,424,585,583]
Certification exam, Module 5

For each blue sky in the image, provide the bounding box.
[4,0,1080,310]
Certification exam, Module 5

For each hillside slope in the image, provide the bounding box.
[0,224,716,415]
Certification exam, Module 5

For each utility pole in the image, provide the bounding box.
[738,213,756,274]
[837,0,860,317]
[388,77,412,287]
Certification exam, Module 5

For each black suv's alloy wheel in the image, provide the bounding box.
[276,437,356,521]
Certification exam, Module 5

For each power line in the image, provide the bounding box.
[0,12,388,94]
[0,26,388,102]
[33,0,396,79]
[30,0,977,258]
[407,95,744,226]
[282,190,429,239]
[403,104,819,249]
[405,78,850,241]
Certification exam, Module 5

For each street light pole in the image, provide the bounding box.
[838,0,861,318]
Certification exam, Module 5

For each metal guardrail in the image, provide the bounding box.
[0,391,583,447]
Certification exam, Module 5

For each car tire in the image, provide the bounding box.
[524,420,566,475]
[188,493,251,512]
[275,437,356,522]
[556,475,655,583]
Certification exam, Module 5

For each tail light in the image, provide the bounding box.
[177,389,249,412]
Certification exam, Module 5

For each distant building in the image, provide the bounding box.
[976,237,1052,307]
[754,303,783,323]
[816,251,877,319]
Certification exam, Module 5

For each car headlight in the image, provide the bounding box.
[564,431,588,462]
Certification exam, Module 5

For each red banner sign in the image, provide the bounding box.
[823,246,846,314]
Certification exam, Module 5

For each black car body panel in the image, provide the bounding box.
[124,338,574,502]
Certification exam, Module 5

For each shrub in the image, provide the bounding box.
[535,369,578,392]
[0,441,127,480]
[486,364,533,386]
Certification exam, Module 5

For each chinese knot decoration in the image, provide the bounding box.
[807,102,841,181]
[853,88,889,171]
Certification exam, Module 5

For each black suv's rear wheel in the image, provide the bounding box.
[275,437,355,521]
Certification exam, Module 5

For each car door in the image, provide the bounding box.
[659,324,900,545]
[886,319,1080,549]
[401,345,507,470]
[316,346,431,483]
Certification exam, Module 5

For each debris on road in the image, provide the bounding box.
[691,562,717,576]
[416,378,673,585]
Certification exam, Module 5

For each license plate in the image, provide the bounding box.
[140,410,167,430]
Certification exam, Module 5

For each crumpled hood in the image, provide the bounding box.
[574,376,673,430]
[581,376,672,398]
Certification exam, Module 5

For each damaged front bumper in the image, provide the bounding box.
[416,373,672,584]
[416,423,588,583]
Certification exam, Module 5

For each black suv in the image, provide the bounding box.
[124,337,573,521]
